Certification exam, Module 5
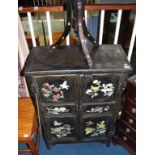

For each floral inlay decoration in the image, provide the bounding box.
[41,79,70,102]
[85,79,115,99]
[47,107,70,115]
[86,105,111,114]
[84,120,107,137]
[51,120,74,138]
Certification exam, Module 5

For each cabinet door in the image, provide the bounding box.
[34,75,77,104]
[80,117,113,139]
[43,117,78,140]
[80,74,119,102]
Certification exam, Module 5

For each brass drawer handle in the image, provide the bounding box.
[123,136,127,141]
[131,108,136,114]
[128,119,134,124]
[125,128,130,133]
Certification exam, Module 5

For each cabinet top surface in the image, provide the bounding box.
[24,44,132,75]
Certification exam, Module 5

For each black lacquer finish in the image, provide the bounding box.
[24,0,132,149]
[24,44,132,148]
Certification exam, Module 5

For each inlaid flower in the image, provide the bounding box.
[101,83,114,96]
[41,79,70,102]
[85,79,115,99]
[60,80,70,90]
[51,123,73,138]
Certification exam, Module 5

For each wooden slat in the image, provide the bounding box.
[66,34,70,46]
[18,149,31,153]
[19,6,63,13]
[114,10,122,44]
[128,18,136,62]
[85,10,88,26]
[46,11,53,45]
[85,4,136,11]
[35,93,42,135]
[19,4,136,13]
[27,12,37,47]
[99,10,105,45]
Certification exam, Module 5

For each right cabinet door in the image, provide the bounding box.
[79,74,120,142]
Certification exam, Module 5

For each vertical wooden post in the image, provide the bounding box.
[99,10,105,45]
[46,11,53,45]
[114,10,122,44]
[27,12,37,47]
[128,18,136,62]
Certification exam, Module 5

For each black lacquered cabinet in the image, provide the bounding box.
[24,45,132,148]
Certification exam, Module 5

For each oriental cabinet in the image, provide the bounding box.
[24,45,132,148]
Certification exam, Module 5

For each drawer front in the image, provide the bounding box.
[81,116,113,139]
[43,117,78,140]
[35,75,76,103]
[124,99,136,118]
[120,121,136,140]
[119,130,136,151]
[82,103,114,116]
[122,112,136,129]
[80,75,119,102]
[40,105,77,117]
[127,85,136,102]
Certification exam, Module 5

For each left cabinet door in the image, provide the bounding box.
[32,74,79,143]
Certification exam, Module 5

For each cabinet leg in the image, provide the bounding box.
[46,142,52,150]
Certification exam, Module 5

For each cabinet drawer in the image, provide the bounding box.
[127,85,136,102]
[82,103,114,116]
[40,105,77,117]
[120,121,136,140]
[80,75,119,102]
[43,117,78,140]
[119,130,136,151]
[124,99,136,118]
[122,112,136,129]
[80,116,113,139]
[34,75,76,103]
